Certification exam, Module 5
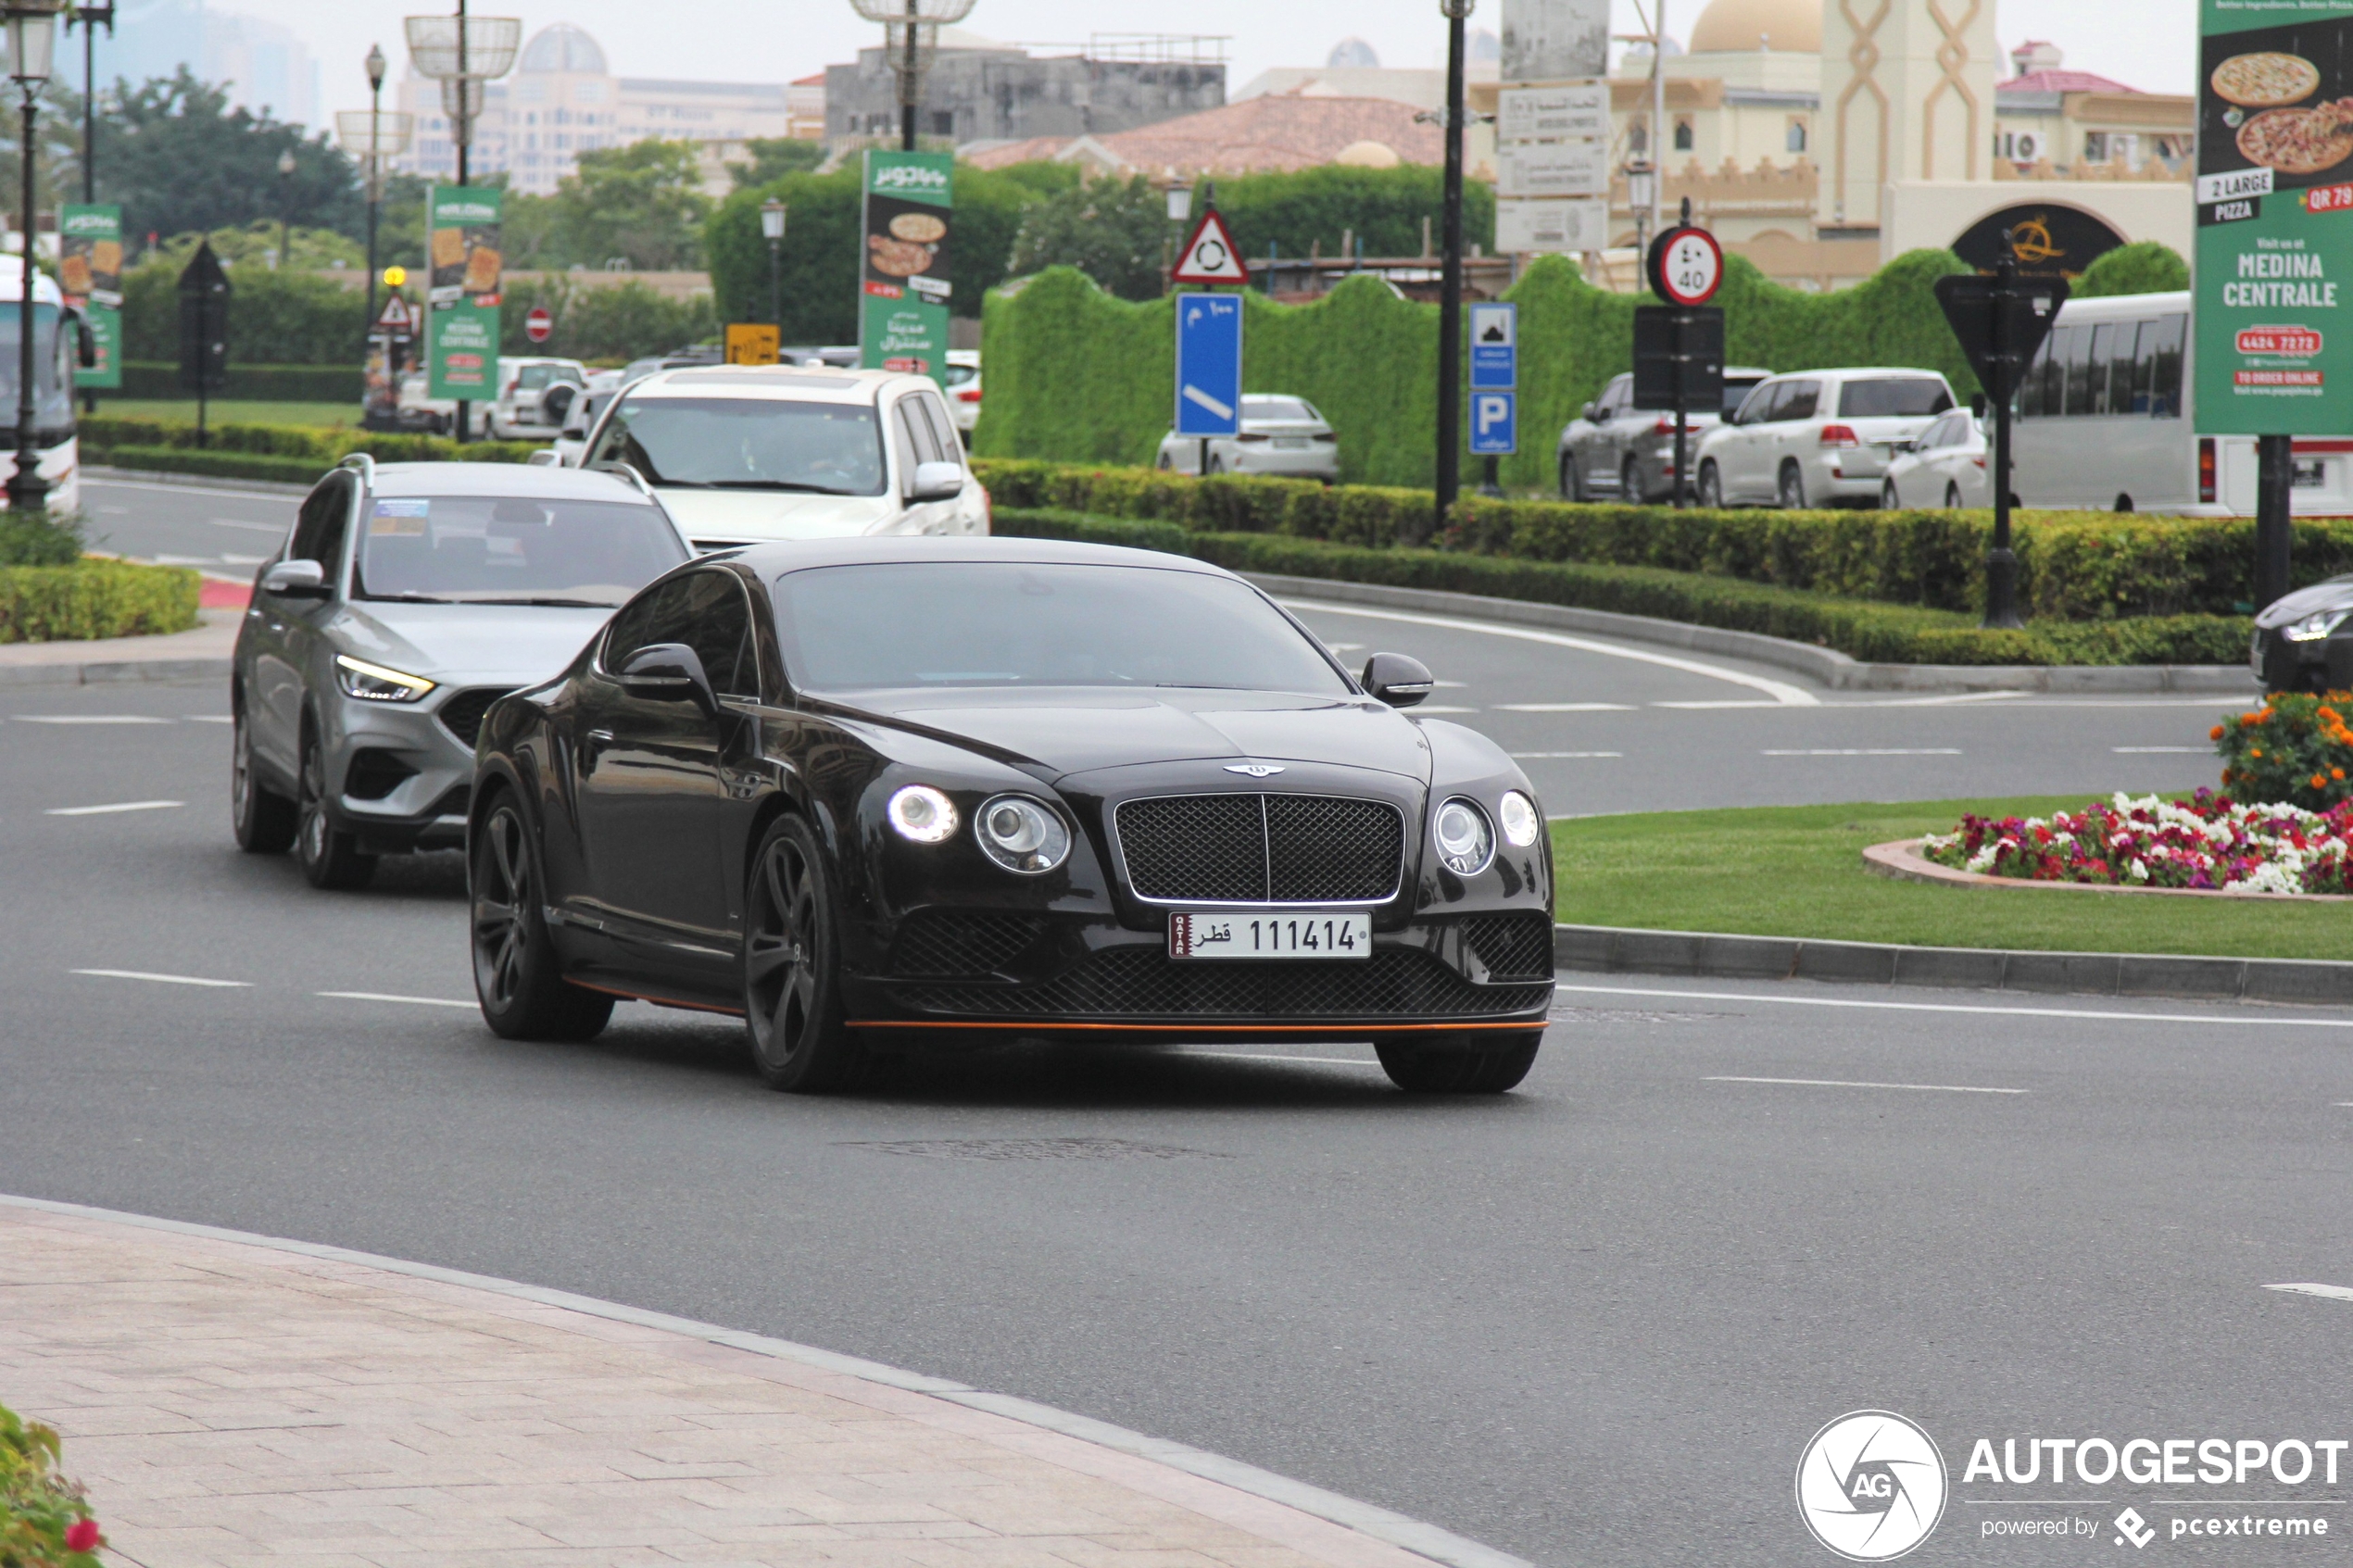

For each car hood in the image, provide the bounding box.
[653,487,897,544]
[832,686,1432,783]
[2256,574,2353,630]
[331,599,614,684]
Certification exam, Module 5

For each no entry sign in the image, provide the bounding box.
[523,306,552,343]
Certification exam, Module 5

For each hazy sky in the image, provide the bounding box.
[257,0,2199,136]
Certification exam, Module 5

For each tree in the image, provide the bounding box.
[2074,241,2189,299]
[1007,175,1169,301]
[548,140,711,271]
[728,138,825,190]
[94,69,361,249]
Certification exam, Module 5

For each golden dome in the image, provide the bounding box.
[1688,0,1821,54]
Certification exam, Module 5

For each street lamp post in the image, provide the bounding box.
[1433,0,1472,532]
[4,0,59,517]
[847,0,975,154]
[760,197,786,329]
[405,5,519,444]
[274,146,296,270]
[69,1,104,203]
[338,70,412,355]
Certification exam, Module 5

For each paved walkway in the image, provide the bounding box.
[0,608,236,684]
[0,1203,1442,1568]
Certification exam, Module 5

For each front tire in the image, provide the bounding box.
[1377,1033,1542,1094]
[231,705,296,853]
[743,815,863,1094]
[296,723,376,890]
[1696,460,1723,508]
[1560,453,1583,501]
[1621,455,1644,504]
[1881,480,1900,509]
[472,795,613,1041]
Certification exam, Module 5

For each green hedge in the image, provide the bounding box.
[119,362,363,402]
[84,417,539,470]
[993,507,2247,667]
[0,558,200,642]
[975,248,1977,490]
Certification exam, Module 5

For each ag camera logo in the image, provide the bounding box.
[1796,1411,1948,1561]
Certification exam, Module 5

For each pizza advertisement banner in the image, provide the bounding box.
[858,150,952,385]
[427,184,502,401]
[58,204,121,390]
[2196,0,2353,433]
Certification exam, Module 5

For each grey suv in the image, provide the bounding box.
[231,458,693,889]
[1556,367,1771,502]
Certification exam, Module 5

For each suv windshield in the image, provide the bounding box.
[354,495,687,606]
[774,562,1352,695]
[1839,378,1953,418]
[589,396,887,495]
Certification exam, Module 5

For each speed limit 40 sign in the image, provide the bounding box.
[1646,224,1723,307]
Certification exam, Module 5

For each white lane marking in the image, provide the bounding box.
[95,505,130,514]
[72,968,250,988]
[208,518,286,533]
[1705,1074,2025,1095]
[319,991,477,1009]
[11,714,171,724]
[1555,982,2353,1030]
[220,552,269,565]
[183,715,233,724]
[1277,599,1820,707]
[1175,1050,1382,1067]
[1413,705,1480,714]
[1653,699,1784,709]
[46,799,182,816]
[82,475,292,504]
[1496,702,1637,712]
[2113,746,2210,754]
[153,554,220,565]
[1511,750,1623,759]
[1761,747,1961,757]
[2267,1283,2353,1303]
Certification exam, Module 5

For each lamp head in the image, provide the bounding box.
[278,148,296,176]
[366,42,385,90]
[1438,0,1474,19]
[6,3,63,86]
[1164,179,1191,222]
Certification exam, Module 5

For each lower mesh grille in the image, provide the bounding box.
[435,686,516,749]
[900,946,1549,1020]
[890,912,1047,977]
[1462,913,1555,981]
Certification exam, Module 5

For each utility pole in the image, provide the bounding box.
[1434,0,1472,532]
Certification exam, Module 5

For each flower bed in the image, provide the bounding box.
[1922,791,2353,896]
[2214,691,2353,809]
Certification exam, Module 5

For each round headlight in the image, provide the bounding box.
[887,784,958,844]
[1498,790,1541,847]
[975,794,1071,873]
[1433,797,1495,876]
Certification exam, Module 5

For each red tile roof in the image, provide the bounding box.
[963,95,1440,175]
[2003,69,2143,95]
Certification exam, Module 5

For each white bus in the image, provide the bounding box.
[0,266,86,515]
[2010,288,2353,516]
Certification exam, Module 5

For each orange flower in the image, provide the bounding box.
[2336,768,2347,781]
[2210,723,2226,740]
[2251,747,2263,758]
[2314,773,2328,790]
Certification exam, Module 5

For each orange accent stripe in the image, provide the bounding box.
[572,980,746,1017]
[846,1019,1541,1033]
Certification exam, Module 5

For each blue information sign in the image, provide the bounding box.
[1469,390,1516,456]
[1469,302,1516,391]
[1175,293,1243,437]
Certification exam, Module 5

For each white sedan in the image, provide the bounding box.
[1156,395,1339,480]
[1879,408,1989,509]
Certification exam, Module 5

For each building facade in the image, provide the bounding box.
[827,33,1225,150]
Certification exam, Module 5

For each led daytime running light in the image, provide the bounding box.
[334,653,436,702]
[887,784,959,843]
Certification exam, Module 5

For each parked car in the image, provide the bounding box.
[556,363,988,548]
[230,458,694,890]
[484,357,588,441]
[1693,369,1957,508]
[1556,367,1771,502]
[545,370,624,466]
[1880,408,1989,509]
[464,536,1556,1094]
[777,345,862,369]
[943,350,981,442]
[396,370,453,434]
[1156,395,1340,480]
[618,347,723,384]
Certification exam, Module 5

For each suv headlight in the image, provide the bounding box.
[334,654,435,702]
[2284,610,2349,643]
[975,794,1071,873]
[1498,790,1541,847]
[1433,797,1495,876]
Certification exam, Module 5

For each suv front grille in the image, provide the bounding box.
[435,686,516,750]
[1114,793,1403,904]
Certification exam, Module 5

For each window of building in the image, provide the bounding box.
[1786,118,1807,153]
[1672,115,1693,152]
[930,109,954,135]
[2083,131,2108,164]
[575,80,605,102]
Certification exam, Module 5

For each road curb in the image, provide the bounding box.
[84,463,316,496]
[1554,922,2353,1005]
[1246,572,2256,696]
[0,654,231,688]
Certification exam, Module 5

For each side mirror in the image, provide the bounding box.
[258,558,329,597]
[620,641,716,713]
[908,459,963,503]
[71,314,95,369]
[1360,651,1434,709]
[525,448,560,468]
[1579,402,1598,422]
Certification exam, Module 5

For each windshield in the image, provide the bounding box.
[1722,378,1766,417]
[773,562,1353,695]
[354,495,687,606]
[588,395,887,495]
[0,305,76,444]
[1839,378,1953,418]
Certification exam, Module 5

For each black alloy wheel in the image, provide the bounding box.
[296,723,376,890]
[1778,461,1807,510]
[231,704,296,854]
[471,795,612,1041]
[1560,453,1583,501]
[743,815,862,1093]
[1376,1033,1542,1094]
[1696,461,1723,508]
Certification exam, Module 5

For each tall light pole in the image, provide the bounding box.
[405,5,518,442]
[848,0,975,153]
[337,45,410,350]
[4,0,59,517]
[274,146,296,270]
[1433,0,1471,530]
[760,197,786,328]
[69,0,104,203]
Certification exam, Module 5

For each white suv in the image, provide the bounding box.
[1693,368,1957,509]
[560,364,989,549]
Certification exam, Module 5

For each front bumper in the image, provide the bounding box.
[327,684,509,854]
[2255,625,2353,693]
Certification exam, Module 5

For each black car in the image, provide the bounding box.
[467,538,1557,1094]
[2253,576,2353,692]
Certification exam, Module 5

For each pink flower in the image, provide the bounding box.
[65,1519,101,1553]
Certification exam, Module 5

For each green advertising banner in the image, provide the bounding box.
[859,149,951,384]
[2196,0,2353,434]
[59,203,121,390]
[427,184,502,400]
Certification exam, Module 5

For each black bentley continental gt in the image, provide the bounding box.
[466,538,1557,1094]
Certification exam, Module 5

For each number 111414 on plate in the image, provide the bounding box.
[1168,911,1372,960]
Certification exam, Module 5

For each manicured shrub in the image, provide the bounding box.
[0,558,199,642]
[1,1401,106,1568]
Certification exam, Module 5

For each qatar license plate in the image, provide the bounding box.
[1168,910,1371,960]
[1272,436,1312,448]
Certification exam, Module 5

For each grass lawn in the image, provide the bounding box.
[92,399,362,429]
[1551,793,2353,961]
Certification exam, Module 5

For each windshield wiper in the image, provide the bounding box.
[698,480,860,495]
[464,596,622,608]
[360,592,458,604]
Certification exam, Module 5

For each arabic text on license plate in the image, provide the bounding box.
[1168,910,1371,960]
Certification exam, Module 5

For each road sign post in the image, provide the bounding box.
[1932,247,2067,628]
[1175,292,1242,477]
[1639,207,1724,508]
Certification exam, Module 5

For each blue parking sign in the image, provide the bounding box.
[1175,294,1243,437]
[1469,302,1516,390]
[1470,390,1516,456]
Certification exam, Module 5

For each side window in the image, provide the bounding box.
[603,576,689,671]
[2144,314,2186,418]
[916,393,962,465]
[289,476,351,574]
[1604,376,1631,416]
[676,570,757,699]
[2059,327,2095,416]
[2087,321,2120,415]
[1776,381,1820,421]
[585,400,640,470]
[2020,338,2050,418]
[1731,382,1774,424]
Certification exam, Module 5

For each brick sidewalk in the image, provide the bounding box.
[0,1204,1445,1568]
